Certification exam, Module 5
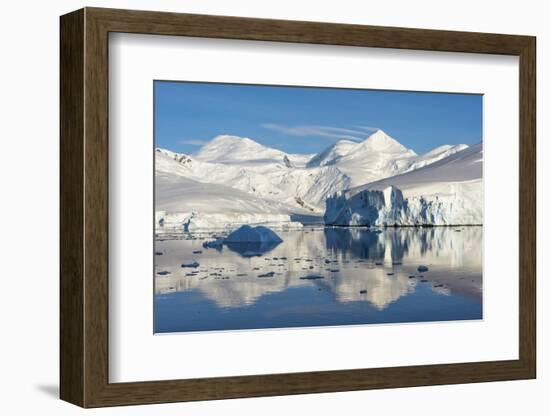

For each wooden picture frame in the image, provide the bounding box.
[60,7,536,408]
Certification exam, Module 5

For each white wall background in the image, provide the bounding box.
[0,1,545,415]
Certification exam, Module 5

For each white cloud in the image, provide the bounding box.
[260,123,378,141]
[353,125,380,133]
[178,139,209,146]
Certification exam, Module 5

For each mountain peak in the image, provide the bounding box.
[359,130,410,153]
[208,134,256,146]
[306,138,359,167]
[194,134,287,165]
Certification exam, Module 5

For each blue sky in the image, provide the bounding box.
[154,81,482,155]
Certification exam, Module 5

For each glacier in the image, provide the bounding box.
[325,182,482,226]
[324,144,483,226]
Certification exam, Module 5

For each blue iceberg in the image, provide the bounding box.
[224,225,283,257]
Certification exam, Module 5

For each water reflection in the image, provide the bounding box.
[224,240,282,257]
[155,227,482,332]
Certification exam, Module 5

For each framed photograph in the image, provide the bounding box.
[60,7,536,408]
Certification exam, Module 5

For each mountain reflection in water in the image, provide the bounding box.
[154,226,482,333]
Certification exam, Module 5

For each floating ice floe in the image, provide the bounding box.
[202,239,224,249]
[181,261,200,268]
[299,275,324,280]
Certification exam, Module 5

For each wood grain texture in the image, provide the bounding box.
[88,7,532,54]
[518,38,537,375]
[83,10,110,406]
[59,8,84,407]
[59,7,537,408]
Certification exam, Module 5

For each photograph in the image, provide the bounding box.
[153,81,483,333]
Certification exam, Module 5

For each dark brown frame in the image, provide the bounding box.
[60,7,536,408]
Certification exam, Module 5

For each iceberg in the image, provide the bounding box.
[224,225,283,257]
[225,225,283,244]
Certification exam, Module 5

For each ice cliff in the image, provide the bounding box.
[324,144,483,226]
[324,183,482,226]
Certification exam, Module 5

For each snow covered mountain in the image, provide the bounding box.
[395,143,470,174]
[155,131,479,230]
[306,139,359,167]
[156,175,307,231]
[156,146,350,212]
[194,134,313,167]
[307,130,416,186]
[307,130,469,186]
[324,144,483,226]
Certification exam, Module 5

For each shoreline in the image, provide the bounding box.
[155,223,483,237]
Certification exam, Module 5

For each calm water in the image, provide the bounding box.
[154,226,482,333]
